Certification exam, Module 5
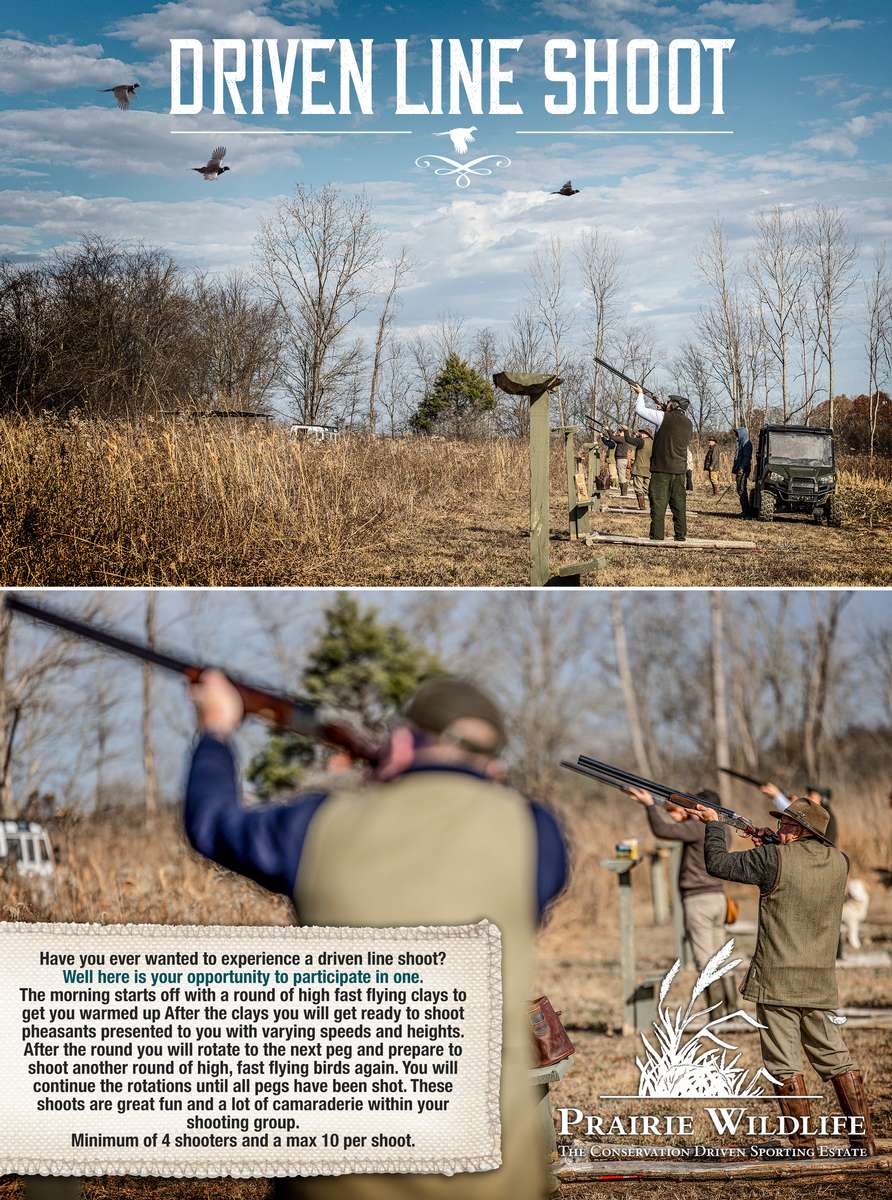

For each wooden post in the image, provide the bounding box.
[650,848,670,926]
[529,391,551,587]
[587,444,603,515]
[618,867,635,1035]
[562,426,591,541]
[602,858,638,1035]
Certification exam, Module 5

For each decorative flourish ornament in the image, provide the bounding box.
[414,153,511,189]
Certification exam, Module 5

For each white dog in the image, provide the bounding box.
[841,877,870,950]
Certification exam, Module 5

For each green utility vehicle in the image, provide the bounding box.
[750,424,842,525]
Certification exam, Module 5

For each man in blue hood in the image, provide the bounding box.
[732,426,753,516]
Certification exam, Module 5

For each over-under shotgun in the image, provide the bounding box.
[593,356,662,405]
[4,594,382,765]
[563,754,779,843]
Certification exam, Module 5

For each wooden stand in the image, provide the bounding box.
[601,857,640,1035]
[585,532,759,550]
[493,371,606,586]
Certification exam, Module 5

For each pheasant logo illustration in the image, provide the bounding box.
[433,126,477,156]
[415,127,511,189]
[636,940,781,1099]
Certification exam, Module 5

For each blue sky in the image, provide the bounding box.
[1,1,891,395]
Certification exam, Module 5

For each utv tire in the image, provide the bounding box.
[826,494,844,528]
[757,491,776,522]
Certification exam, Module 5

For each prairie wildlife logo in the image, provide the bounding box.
[637,940,779,1099]
[415,126,511,189]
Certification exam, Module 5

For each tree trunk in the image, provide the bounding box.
[710,593,733,807]
[142,595,159,816]
[611,596,652,777]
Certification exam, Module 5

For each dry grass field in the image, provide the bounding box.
[1,418,890,588]
[1,783,889,1200]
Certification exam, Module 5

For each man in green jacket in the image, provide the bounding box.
[633,385,694,541]
[624,428,653,512]
[693,798,876,1157]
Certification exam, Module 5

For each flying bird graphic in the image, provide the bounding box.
[551,180,580,197]
[99,83,140,110]
[434,126,477,156]
[192,146,230,181]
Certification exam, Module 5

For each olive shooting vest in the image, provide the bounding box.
[287,769,548,1200]
[741,837,848,1009]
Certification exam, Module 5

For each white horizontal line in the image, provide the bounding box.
[169,129,413,135]
[599,1095,823,1101]
[517,129,734,135]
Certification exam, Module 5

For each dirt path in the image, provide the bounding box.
[357,488,892,587]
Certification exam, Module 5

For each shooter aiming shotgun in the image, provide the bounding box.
[3,594,382,765]
[593,356,664,407]
[562,754,780,843]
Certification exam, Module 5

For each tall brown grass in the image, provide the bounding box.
[0,417,524,586]
[1,417,890,587]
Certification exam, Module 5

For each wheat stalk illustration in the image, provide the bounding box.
[636,940,780,1098]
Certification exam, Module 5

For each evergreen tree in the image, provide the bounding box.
[411,352,496,436]
[247,593,441,798]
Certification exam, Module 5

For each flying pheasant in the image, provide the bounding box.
[192,146,230,181]
[551,180,580,197]
[434,126,477,156]
[99,83,140,110]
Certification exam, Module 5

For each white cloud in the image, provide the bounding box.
[803,110,892,158]
[108,0,330,52]
[767,41,815,56]
[0,105,317,177]
[697,1,863,34]
[0,37,138,92]
[0,188,279,265]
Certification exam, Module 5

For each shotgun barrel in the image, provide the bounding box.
[4,594,383,765]
[593,356,661,404]
[565,754,779,843]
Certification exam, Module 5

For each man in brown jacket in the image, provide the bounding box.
[693,798,876,1157]
[630,787,734,1013]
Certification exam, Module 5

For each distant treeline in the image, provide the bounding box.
[0,239,280,418]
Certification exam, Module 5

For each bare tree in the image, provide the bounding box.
[609,324,659,426]
[673,341,718,435]
[577,230,622,425]
[368,249,410,434]
[191,271,281,412]
[433,313,466,360]
[528,236,571,423]
[611,596,652,777]
[256,185,383,424]
[807,205,858,429]
[801,595,850,782]
[696,220,761,428]
[791,288,824,424]
[865,245,891,459]
[748,207,809,423]
[710,593,732,807]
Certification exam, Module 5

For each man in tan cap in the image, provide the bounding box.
[692,798,876,1157]
[184,672,568,1199]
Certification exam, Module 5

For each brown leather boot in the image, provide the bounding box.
[774,1074,817,1151]
[832,1071,877,1156]
[636,492,647,511]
